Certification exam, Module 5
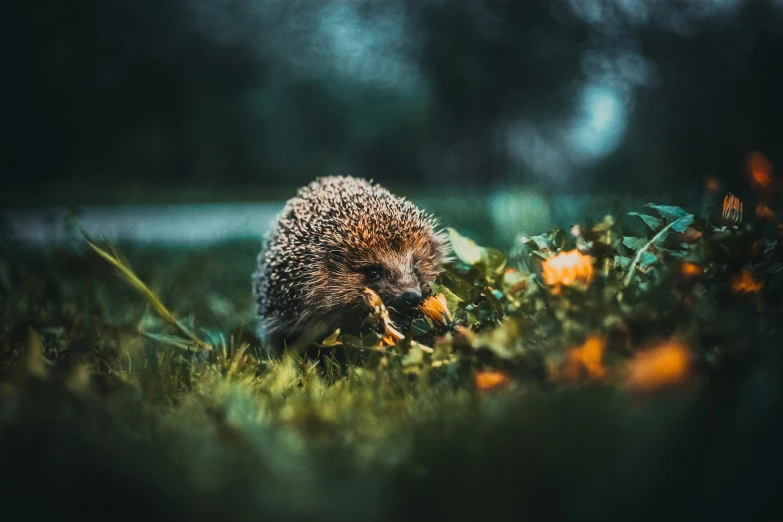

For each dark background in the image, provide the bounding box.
[4,0,783,207]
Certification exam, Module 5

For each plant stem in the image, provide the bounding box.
[74,219,212,351]
[623,220,677,287]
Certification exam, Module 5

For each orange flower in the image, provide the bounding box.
[474,370,510,391]
[419,293,453,327]
[555,335,607,382]
[626,340,690,392]
[380,325,405,347]
[730,269,762,294]
[748,151,773,189]
[722,193,743,225]
[680,261,703,280]
[756,203,775,221]
[541,250,594,294]
[363,287,405,347]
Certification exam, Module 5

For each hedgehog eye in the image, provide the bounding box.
[361,265,384,282]
[412,261,420,275]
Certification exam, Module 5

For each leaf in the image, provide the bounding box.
[483,248,507,277]
[80,230,212,352]
[23,328,48,377]
[501,269,529,294]
[646,204,690,221]
[670,214,694,233]
[549,228,569,251]
[447,228,483,265]
[521,233,550,252]
[408,318,432,336]
[143,332,198,351]
[402,343,424,368]
[640,251,657,268]
[435,272,475,303]
[622,237,648,250]
[523,228,568,253]
[628,212,664,231]
[447,228,507,278]
[591,215,615,232]
[429,282,464,317]
[340,332,383,351]
[320,329,342,347]
[614,256,632,270]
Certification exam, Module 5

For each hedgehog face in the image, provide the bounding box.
[322,231,444,323]
[356,247,440,315]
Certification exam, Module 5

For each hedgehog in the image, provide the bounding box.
[253,175,449,350]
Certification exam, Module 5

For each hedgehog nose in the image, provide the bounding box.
[401,289,423,308]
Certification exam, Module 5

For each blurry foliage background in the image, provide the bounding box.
[5,0,783,206]
[3,4,783,520]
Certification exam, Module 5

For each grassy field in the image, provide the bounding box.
[1,189,782,521]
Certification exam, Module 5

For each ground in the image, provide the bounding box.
[1,186,782,521]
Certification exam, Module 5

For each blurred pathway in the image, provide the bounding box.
[5,203,283,246]
[4,190,678,248]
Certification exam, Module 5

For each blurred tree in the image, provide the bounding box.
[4,0,783,203]
[5,0,260,195]
[403,0,590,186]
[592,0,783,193]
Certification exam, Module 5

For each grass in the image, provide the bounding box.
[1,187,782,521]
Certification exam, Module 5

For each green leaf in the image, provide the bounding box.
[640,251,657,267]
[521,234,550,252]
[341,332,383,350]
[591,215,615,232]
[434,272,475,303]
[523,228,568,252]
[628,212,664,231]
[482,247,507,277]
[320,329,342,346]
[429,281,463,317]
[501,269,528,293]
[402,343,424,368]
[408,318,432,336]
[622,236,648,250]
[143,332,198,351]
[646,204,690,221]
[447,228,507,278]
[670,214,694,233]
[549,228,569,250]
[614,255,632,270]
[447,228,483,265]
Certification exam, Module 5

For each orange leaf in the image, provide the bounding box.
[380,325,405,347]
[474,371,510,391]
[748,151,773,189]
[553,335,607,382]
[626,340,690,392]
[756,203,775,222]
[541,250,594,294]
[363,287,383,309]
[730,269,762,294]
[418,293,453,327]
[680,261,703,280]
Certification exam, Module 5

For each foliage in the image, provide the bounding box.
[1,187,783,520]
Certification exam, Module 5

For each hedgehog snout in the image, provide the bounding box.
[401,288,423,308]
